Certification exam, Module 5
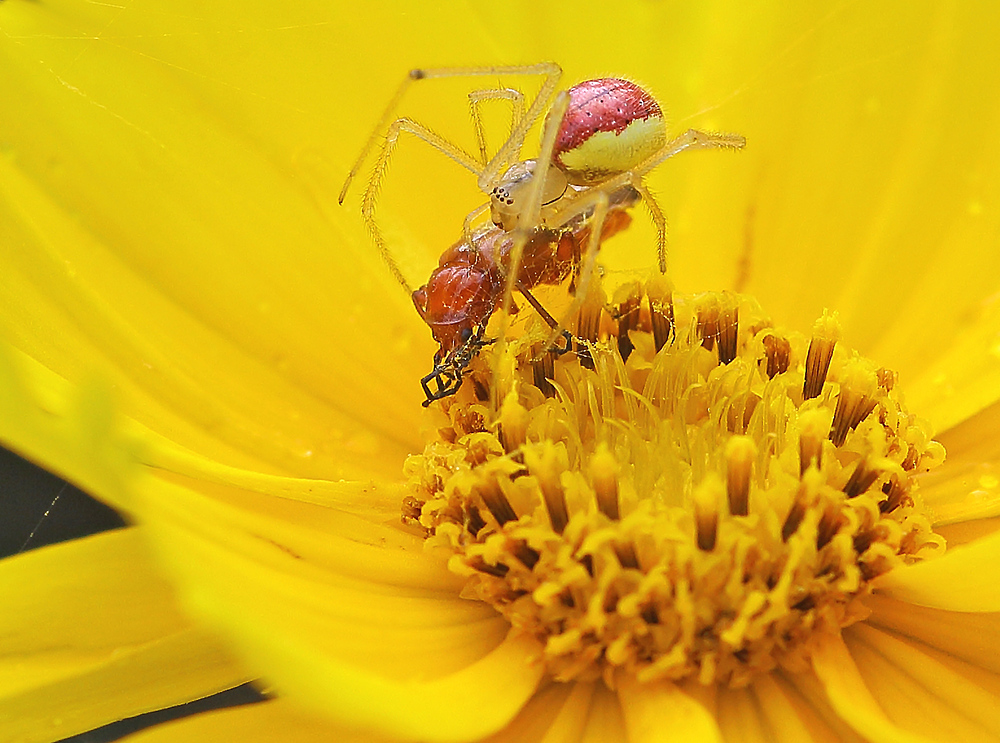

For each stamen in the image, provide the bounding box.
[477,478,517,525]
[613,282,643,361]
[879,475,907,513]
[590,443,622,520]
[829,363,877,446]
[646,275,674,352]
[725,436,755,516]
[524,445,570,533]
[762,333,791,378]
[694,475,721,550]
[718,298,739,365]
[499,394,529,454]
[816,505,844,549]
[798,409,829,475]
[696,298,720,354]
[842,457,883,499]
[783,470,821,542]
[577,279,606,345]
[531,344,556,397]
[803,311,841,400]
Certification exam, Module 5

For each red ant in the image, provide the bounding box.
[414,187,639,405]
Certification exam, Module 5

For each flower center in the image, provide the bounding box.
[403,277,946,687]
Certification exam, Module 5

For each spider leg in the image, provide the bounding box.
[631,180,668,273]
[539,189,610,355]
[469,87,526,166]
[359,117,483,292]
[474,63,563,191]
[498,91,571,322]
[634,129,747,178]
[490,89,570,409]
[515,281,576,357]
[341,64,558,203]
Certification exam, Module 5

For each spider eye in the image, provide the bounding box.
[460,327,473,342]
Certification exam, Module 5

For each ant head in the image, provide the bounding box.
[490,160,568,231]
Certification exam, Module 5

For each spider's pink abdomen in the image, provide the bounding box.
[554,78,667,185]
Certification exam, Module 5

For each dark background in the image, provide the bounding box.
[0,445,265,741]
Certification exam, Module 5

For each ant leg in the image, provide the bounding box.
[469,87,526,166]
[358,117,484,292]
[540,190,611,354]
[634,129,747,178]
[514,282,576,357]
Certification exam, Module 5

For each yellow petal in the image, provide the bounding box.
[716,686,769,743]
[0,342,136,512]
[780,670,869,743]
[580,684,626,743]
[233,628,544,743]
[873,529,1000,611]
[0,146,419,482]
[127,468,537,741]
[866,594,1000,675]
[921,401,1000,526]
[753,673,863,743]
[618,676,722,743]
[812,632,940,743]
[847,623,1000,739]
[0,529,249,743]
[481,682,594,743]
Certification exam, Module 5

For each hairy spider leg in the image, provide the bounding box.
[340,63,561,203]
[541,129,746,276]
[339,64,563,292]
[484,90,573,405]
[359,117,482,292]
[468,87,526,166]
[538,189,610,355]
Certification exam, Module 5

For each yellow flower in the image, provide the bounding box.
[2,1,1000,742]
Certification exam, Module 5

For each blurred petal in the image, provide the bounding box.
[618,676,721,743]
[873,530,1000,611]
[865,595,1000,675]
[716,686,769,743]
[0,529,249,743]
[753,674,863,743]
[847,623,1000,740]
[811,632,938,743]
[0,2,427,481]
[580,684,626,743]
[921,401,1000,527]
[482,682,594,743]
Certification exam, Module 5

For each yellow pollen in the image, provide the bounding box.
[403,279,946,687]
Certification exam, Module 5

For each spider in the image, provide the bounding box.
[339,62,746,296]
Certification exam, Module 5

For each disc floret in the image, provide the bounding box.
[404,282,945,686]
